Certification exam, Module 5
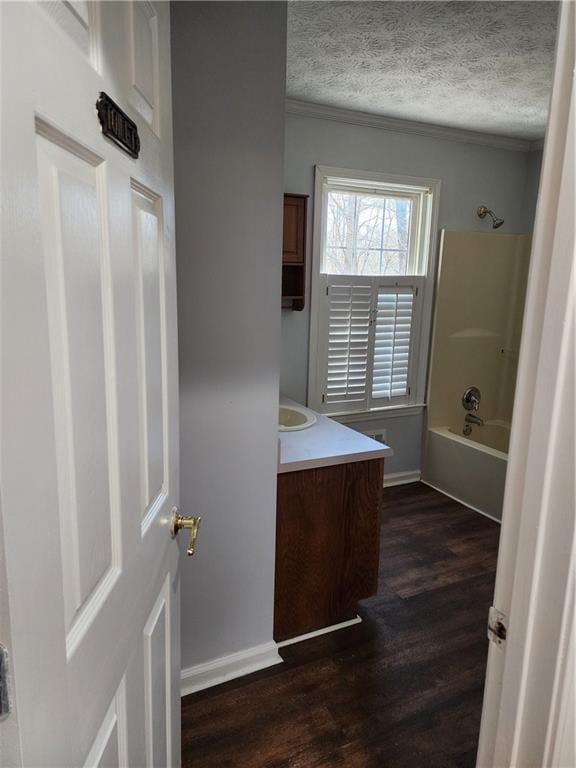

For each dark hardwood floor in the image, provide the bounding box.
[181,482,500,768]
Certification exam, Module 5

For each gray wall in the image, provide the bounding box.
[172,2,286,670]
[524,149,543,225]
[282,112,541,475]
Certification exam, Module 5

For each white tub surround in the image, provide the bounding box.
[278,398,393,473]
[423,230,531,522]
[447,419,511,454]
[422,426,507,522]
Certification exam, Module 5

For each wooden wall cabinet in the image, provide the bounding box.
[274,458,384,642]
[282,193,307,311]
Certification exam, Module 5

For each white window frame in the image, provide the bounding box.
[308,165,441,416]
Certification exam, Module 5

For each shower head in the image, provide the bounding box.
[477,206,505,229]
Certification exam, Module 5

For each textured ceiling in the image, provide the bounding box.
[287,1,558,139]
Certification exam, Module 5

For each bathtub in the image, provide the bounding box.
[422,421,510,521]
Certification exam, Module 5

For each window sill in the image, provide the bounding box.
[330,404,426,423]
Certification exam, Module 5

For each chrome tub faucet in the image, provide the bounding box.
[462,386,483,435]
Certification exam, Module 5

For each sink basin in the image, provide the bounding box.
[279,404,317,432]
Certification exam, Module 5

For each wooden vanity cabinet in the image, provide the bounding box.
[282,193,307,311]
[274,458,384,642]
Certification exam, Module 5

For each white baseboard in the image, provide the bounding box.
[277,615,362,648]
[383,470,421,487]
[180,640,282,697]
[420,479,502,524]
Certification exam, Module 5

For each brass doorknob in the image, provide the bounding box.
[170,508,201,556]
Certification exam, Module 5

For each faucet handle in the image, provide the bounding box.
[462,386,481,411]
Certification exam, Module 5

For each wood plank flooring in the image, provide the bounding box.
[181,482,500,768]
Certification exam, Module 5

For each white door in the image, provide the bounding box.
[476,2,575,765]
[0,2,181,766]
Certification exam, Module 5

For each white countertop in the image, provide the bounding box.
[278,398,393,474]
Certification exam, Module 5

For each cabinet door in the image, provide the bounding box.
[283,195,306,264]
[275,459,383,642]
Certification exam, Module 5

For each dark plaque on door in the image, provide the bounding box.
[96,92,140,159]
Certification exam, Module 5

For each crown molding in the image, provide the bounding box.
[285,98,544,153]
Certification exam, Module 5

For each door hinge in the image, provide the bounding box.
[487,606,507,646]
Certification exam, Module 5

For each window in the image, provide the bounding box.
[309,167,439,415]
[325,190,416,276]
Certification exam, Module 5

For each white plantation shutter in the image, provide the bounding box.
[324,281,372,410]
[316,277,422,413]
[372,287,415,401]
[310,168,437,414]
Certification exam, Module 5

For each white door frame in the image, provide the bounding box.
[476,2,575,765]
